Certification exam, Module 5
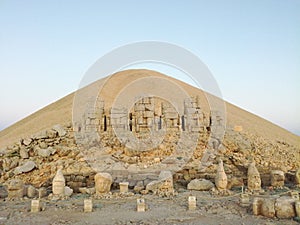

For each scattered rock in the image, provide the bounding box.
[296,168,300,186]
[64,186,73,197]
[19,147,29,159]
[38,187,48,198]
[23,138,32,146]
[0,185,8,198]
[187,179,214,191]
[14,161,36,174]
[52,124,67,137]
[38,147,56,158]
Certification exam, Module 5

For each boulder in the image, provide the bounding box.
[14,161,36,174]
[64,186,73,197]
[94,172,112,194]
[187,179,214,191]
[38,147,56,158]
[0,185,8,198]
[23,138,32,146]
[27,185,37,198]
[146,170,174,196]
[19,148,29,159]
[270,170,285,187]
[38,187,48,198]
[52,124,66,137]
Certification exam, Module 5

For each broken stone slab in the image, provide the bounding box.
[19,147,29,159]
[14,161,36,175]
[23,138,33,146]
[187,179,214,191]
[188,196,197,210]
[31,199,41,212]
[119,182,129,193]
[84,199,93,212]
[94,172,112,194]
[137,198,146,212]
[52,124,67,137]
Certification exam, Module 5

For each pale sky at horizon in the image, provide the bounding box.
[0,0,299,135]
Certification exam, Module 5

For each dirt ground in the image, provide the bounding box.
[0,190,298,225]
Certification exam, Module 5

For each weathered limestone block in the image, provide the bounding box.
[247,161,261,192]
[52,169,65,196]
[253,197,275,218]
[146,170,174,196]
[215,159,227,191]
[270,170,285,187]
[38,147,56,158]
[94,172,112,194]
[296,168,300,186]
[119,182,129,193]
[14,161,36,175]
[187,179,214,191]
[261,198,276,218]
[7,179,24,199]
[275,197,296,219]
[23,138,33,146]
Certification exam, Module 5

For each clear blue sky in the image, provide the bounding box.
[0,0,299,135]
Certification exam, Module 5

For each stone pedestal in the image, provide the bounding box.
[240,193,250,207]
[137,198,146,212]
[31,200,40,212]
[84,199,93,213]
[119,182,129,193]
[188,196,197,210]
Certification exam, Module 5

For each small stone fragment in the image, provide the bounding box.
[27,185,37,198]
